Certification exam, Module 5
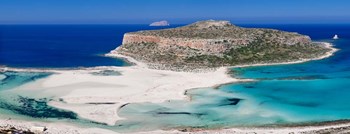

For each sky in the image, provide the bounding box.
[0,0,350,24]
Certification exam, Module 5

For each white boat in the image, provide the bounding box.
[333,34,339,40]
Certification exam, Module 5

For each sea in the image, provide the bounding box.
[1,24,350,132]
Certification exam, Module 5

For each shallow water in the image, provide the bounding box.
[111,26,350,131]
[0,71,112,129]
[0,71,51,91]
[0,74,6,81]
[0,72,70,119]
[114,88,284,132]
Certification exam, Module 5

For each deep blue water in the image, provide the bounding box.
[0,24,180,68]
[1,24,350,132]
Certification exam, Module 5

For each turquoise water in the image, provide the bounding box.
[117,55,350,131]
[0,71,115,130]
[0,71,77,119]
[1,24,350,132]
[0,71,51,91]
[113,39,350,131]
[114,88,282,132]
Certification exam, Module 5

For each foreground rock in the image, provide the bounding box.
[0,125,34,134]
[111,20,333,70]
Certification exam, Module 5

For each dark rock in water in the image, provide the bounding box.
[0,96,78,119]
[218,98,242,106]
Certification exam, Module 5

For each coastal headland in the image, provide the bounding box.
[112,20,335,71]
[0,20,342,133]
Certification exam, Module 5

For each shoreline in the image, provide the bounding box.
[1,42,337,73]
[230,42,338,68]
[0,42,343,133]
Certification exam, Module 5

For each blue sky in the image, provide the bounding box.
[0,0,350,24]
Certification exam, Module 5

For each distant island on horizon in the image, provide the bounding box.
[149,20,170,26]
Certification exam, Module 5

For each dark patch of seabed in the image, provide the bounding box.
[0,96,78,119]
[0,71,51,91]
[0,71,79,119]
[111,88,246,132]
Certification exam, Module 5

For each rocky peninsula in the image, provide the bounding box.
[110,20,334,71]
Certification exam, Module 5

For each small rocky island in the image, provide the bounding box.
[149,20,170,26]
[111,20,334,70]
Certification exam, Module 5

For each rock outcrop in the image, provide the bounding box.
[111,20,332,70]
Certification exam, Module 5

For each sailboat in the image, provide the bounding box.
[333,34,339,40]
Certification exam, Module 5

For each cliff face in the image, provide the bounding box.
[122,34,246,54]
[111,20,330,69]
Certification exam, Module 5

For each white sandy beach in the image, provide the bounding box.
[0,42,343,134]
[3,55,239,126]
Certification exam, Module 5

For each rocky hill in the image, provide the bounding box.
[110,20,333,70]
